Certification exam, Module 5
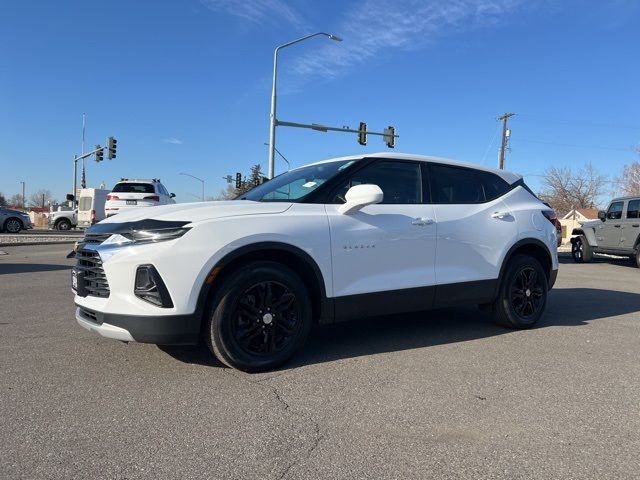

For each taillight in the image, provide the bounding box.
[542,209,557,225]
[144,195,160,202]
[106,194,119,201]
[91,209,96,221]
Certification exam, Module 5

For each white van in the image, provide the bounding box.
[77,188,110,228]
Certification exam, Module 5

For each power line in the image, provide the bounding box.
[517,114,640,131]
[514,138,635,152]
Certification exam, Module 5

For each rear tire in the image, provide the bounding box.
[205,261,312,372]
[635,249,640,269]
[492,254,548,329]
[571,236,592,263]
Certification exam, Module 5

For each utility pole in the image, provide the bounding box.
[20,181,25,211]
[497,112,515,169]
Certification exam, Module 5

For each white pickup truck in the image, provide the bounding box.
[48,207,77,231]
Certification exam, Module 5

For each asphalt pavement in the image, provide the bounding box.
[1,244,639,479]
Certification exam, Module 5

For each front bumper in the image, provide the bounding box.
[75,306,201,345]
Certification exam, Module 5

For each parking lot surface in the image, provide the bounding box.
[1,244,639,479]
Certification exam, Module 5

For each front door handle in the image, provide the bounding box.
[614,225,621,228]
[411,217,434,226]
[491,211,512,219]
[632,224,640,228]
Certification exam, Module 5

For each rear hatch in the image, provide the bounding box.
[107,183,160,209]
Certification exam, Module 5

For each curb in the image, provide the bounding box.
[0,241,76,247]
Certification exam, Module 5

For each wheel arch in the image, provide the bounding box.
[195,242,332,331]
[498,239,554,293]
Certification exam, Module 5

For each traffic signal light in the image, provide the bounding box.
[95,145,103,162]
[235,173,242,189]
[358,122,367,146]
[107,136,117,160]
[384,126,395,148]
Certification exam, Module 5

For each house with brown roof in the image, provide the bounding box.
[559,208,600,244]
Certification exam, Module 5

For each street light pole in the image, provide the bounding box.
[268,32,342,179]
[20,181,25,211]
[179,172,205,201]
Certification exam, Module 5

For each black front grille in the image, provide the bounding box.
[76,248,110,297]
[83,233,112,244]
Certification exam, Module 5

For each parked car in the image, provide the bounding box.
[570,195,640,267]
[72,153,558,372]
[77,188,109,228]
[104,179,175,217]
[48,208,77,231]
[0,206,32,233]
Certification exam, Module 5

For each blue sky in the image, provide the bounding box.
[1,0,639,204]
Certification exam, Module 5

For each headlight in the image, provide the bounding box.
[103,227,190,245]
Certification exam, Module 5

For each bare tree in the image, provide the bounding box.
[27,189,54,208]
[8,193,24,208]
[539,162,607,215]
[618,162,640,196]
[0,192,6,206]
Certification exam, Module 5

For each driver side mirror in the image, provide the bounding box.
[598,210,606,222]
[170,193,176,198]
[338,184,383,215]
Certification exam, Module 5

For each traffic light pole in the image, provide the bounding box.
[71,146,104,207]
[276,120,398,139]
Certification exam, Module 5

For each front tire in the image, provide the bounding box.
[492,254,548,329]
[205,261,312,372]
[635,249,640,269]
[4,218,23,234]
[571,235,592,263]
[56,218,72,231]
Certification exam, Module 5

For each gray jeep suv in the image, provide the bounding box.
[571,196,640,267]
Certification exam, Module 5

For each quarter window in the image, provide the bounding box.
[607,201,624,220]
[627,200,640,219]
[331,161,422,204]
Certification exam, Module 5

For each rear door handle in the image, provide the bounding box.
[491,211,512,219]
[632,224,640,228]
[411,217,434,226]
[614,225,621,228]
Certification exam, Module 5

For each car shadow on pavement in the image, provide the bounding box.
[0,263,73,275]
[160,287,640,371]
[558,252,637,268]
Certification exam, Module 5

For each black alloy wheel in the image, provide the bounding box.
[571,238,584,262]
[231,281,302,357]
[492,254,548,329]
[571,235,592,263]
[4,218,22,234]
[206,261,312,372]
[509,266,545,320]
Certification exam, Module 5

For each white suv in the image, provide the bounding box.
[104,178,175,217]
[72,153,558,372]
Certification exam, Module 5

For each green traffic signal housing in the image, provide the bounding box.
[107,136,117,160]
[95,145,103,162]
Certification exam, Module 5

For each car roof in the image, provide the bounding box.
[610,195,640,202]
[304,152,522,183]
[116,179,160,183]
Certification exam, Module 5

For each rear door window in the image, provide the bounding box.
[429,164,485,204]
[626,199,640,219]
[78,197,92,211]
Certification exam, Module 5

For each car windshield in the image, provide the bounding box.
[112,183,155,193]
[240,160,355,202]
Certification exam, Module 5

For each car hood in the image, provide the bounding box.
[98,200,292,225]
[2,209,29,216]
[580,219,601,229]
